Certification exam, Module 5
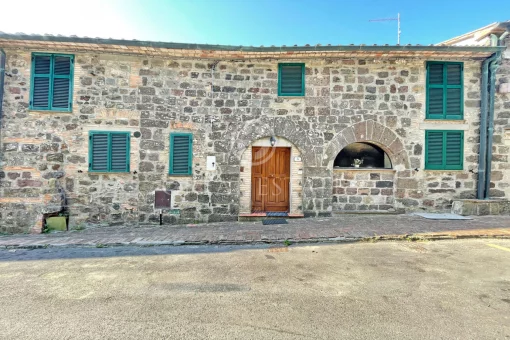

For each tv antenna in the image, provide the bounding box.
[369,13,401,45]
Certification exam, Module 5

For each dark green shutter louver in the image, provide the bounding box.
[90,133,109,172]
[428,64,443,84]
[110,133,130,172]
[425,130,463,170]
[30,54,74,111]
[169,133,193,175]
[428,88,444,116]
[32,56,51,108]
[89,132,130,173]
[445,132,462,167]
[426,62,463,120]
[425,131,444,168]
[52,56,72,109]
[278,63,305,96]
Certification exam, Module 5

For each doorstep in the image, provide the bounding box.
[238,212,305,222]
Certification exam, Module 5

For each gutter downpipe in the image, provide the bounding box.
[483,32,508,199]
[0,48,5,133]
[477,53,494,199]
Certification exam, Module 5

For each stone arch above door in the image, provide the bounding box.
[324,120,409,169]
[229,117,319,166]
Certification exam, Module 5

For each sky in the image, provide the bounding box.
[1,0,509,46]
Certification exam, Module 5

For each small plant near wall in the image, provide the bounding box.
[352,158,364,168]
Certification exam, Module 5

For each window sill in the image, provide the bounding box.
[277,96,305,98]
[333,167,395,172]
[420,121,469,130]
[423,119,466,123]
[88,172,131,174]
[29,110,73,114]
[423,169,465,172]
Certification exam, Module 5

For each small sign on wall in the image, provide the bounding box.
[207,156,216,170]
[294,156,302,162]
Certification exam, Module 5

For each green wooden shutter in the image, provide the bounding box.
[110,133,130,172]
[425,131,444,169]
[31,55,52,110]
[426,62,463,120]
[445,64,462,119]
[89,132,109,172]
[52,55,73,110]
[169,133,193,175]
[30,53,74,111]
[278,63,305,96]
[89,131,130,173]
[445,131,463,169]
[425,131,463,170]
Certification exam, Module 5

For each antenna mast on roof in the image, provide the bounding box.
[369,13,401,45]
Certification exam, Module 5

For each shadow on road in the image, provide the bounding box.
[0,243,318,262]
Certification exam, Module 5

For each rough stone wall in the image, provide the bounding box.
[493,36,510,199]
[0,48,497,233]
[332,169,395,212]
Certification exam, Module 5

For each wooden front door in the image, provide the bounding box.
[251,147,291,212]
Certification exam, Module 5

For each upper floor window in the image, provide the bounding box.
[278,63,305,96]
[30,53,74,112]
[426,61,463,120]
[89,131,130,173]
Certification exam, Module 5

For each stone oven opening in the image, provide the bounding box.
[333,142,392,169]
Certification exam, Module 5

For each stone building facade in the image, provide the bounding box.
[438,21,510,213]
[0,33,508,233]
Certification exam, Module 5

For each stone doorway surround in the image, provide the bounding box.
[239,137,303,215]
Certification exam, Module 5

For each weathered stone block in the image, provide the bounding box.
[46,153,64,162]
[376,181,393,188]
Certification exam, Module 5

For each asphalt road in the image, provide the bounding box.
[0,240,509,339]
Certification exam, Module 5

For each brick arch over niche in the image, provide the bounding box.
[324,120,409,169]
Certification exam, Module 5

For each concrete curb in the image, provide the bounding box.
[1,233,509,250]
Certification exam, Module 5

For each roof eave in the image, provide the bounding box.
[0,33,504,54]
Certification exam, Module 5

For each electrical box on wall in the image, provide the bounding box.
[154,190,171,209]
[207,156,216,170]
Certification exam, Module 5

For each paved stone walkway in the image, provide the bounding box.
[0,214,509,248]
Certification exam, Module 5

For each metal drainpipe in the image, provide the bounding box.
[477,54,493,199]
[0,49,5,132]
[484,31,508,198]
[485,53,501,198]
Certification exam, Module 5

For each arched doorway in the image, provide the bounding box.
[239,137,303,215]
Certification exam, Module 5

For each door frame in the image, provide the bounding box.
[238,137,304,216]
[251,146,291,213]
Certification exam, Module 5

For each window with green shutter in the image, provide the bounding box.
[426,61,463,120]
[30,53,74,111]
[278,63,305,96]
[425,130,463,170]
[89,131,130,173]
[169,133,193,175]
